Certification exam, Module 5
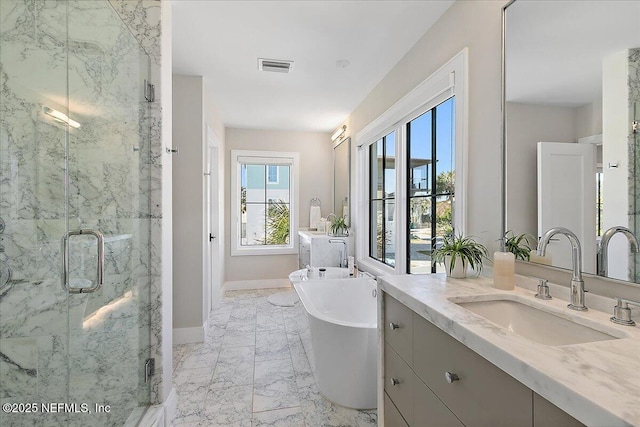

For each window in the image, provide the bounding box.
[267,165,279,184]
[369,131,396,266]
[356,49,467,276]
[231,150,299,256]
[407,97,455,274]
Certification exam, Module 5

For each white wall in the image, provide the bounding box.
[603,50,630,280]
[173,76,203,330]
[342,0,505,258]
[224,128,332,282]
[173,75,226,335]
[506,102,576,237]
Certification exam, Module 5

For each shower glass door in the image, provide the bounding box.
[0,1,152,426]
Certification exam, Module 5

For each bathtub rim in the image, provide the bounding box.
[293,278,377,330]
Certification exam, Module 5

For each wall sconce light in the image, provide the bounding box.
[44,106,81,129]
[331,125,347,142]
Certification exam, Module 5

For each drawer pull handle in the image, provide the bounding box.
[445,372,459,383]
[389,322,400,330]
[390,378,400,386]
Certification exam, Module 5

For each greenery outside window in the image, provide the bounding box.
[407,97,455,274]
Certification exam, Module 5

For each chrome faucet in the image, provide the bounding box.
[329,239,348,268]
[537,227,587,311]
[597,226,639,277]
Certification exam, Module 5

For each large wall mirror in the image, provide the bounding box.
[504,0,640,283]
[333,136,350,224]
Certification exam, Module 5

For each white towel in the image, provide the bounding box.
[310,205,322,229]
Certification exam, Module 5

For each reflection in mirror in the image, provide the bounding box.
[504,1,640,283]
[333,137,350,225]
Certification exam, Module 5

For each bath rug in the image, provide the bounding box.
[267,290,299,307]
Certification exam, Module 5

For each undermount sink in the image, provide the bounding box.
[456,298,621,346]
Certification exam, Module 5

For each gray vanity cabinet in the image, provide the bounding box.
[382,293,584,427]
[413,311,531,427]
[533,393,584,427]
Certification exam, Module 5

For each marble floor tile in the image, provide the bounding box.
[210,345,255,389]
[230,305,258,320]
[173,388,207,425]
[178,344,220,370]
[288,333,313,377]
[208,310,232,327]
[226,319,257,332]
[253,358,300,413]
[256,330,290,362]
[173,366,213,393]
[256,308,285,332]
[222,329,256,348]
[173,288,376,427]
[252,407,305,427]
[201,385,253,427]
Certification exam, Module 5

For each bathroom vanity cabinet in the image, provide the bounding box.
[297,230,353,268]
[382,293,584,427]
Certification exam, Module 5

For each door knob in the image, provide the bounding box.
[209,233,216,242]
[445,372,459,383]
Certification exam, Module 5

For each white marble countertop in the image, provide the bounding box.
[378,274,640,427]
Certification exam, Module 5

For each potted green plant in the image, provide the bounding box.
[431,233,488,278]
[503,230,535,261]
[329,216,349,237]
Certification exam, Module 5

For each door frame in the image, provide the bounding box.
[205,126,222,315]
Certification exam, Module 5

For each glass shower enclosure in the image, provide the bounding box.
[0,1,152,426]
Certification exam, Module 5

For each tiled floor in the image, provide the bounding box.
[172,288,378,427]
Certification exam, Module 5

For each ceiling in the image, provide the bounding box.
[506,1,640,107]
[172,1,454,132]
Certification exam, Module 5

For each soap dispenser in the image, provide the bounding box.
[493,251,515,290]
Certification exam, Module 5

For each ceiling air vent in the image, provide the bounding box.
[258,58,294,73]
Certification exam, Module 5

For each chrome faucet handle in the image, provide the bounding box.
[610,297,640,326]
[534,278,552,300]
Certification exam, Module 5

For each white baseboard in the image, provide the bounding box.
[223,278,291,292]
[173,326,204,345]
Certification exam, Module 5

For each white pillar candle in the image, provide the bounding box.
[493,251,515,290]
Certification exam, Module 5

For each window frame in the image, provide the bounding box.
[355,49,468,276]
[230,150,300,256]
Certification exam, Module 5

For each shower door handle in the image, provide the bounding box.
[62,229,105,294]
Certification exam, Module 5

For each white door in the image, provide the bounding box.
[206,129,221,312]
[537,142,596,274]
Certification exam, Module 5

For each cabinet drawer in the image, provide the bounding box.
[414,376,464,427]
[384,343,414,426]
[384,392,409,427]
[413,313,531,427]
[533,393,584,427]
[384,294,413,365]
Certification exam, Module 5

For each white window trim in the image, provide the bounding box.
[355,48,468,276]
[231,150,299,256]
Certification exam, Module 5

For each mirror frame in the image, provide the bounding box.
[500,0,516,251]
[498,0,640,288]
[333,136,351,224]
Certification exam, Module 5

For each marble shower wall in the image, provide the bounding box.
[0,0,162,426]
[629,48,640,282]
[108,0,164,406]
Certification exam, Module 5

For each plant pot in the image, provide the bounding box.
[444,255,467,279]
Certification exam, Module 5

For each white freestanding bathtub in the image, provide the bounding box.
[293,276,378,409]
